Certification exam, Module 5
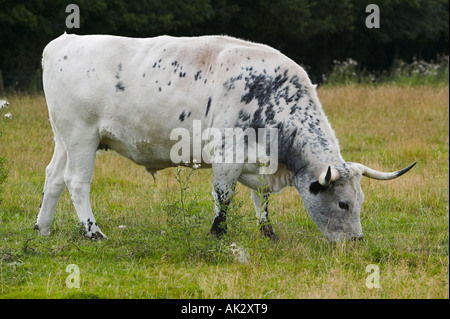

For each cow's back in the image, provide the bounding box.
[42,33,285,106]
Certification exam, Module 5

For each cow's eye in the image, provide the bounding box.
[339,201,349,210]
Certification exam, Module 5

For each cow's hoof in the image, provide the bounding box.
[260,223,278,242]
[91,231,107,240]
[82,220,107,240]
[33,223,51,236]
[208,225,227,239]
[208,216,227,239]
[84,230,107,240]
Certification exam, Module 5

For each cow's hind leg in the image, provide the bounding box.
[64,137,106,239]
[251,190,277,241]
[34,137,67,235]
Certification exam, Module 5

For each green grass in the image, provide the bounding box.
[0,85,448,298]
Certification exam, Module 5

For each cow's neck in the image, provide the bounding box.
[279,105,344,176]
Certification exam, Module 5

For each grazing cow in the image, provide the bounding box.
[35,33,415,242]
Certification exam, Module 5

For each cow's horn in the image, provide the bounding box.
[318,166,340,186]
[355,162,417,180]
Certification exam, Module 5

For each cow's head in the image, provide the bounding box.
[294,161,416,242]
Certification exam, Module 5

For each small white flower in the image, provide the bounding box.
[0,100,9,109]
[8,261,24,269]
[192,163,201,169]
[230,243,248,264]
[118,225,127,229]
[4,112,12,119]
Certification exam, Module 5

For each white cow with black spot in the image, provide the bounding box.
[35,33,415,242]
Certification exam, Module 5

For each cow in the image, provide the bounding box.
[35,33,416,242]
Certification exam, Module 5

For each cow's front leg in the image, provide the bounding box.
[209,189,228,238]
[251,190,277,241]
[208,163,243,238]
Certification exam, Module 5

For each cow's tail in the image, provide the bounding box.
[41,42,51,71]
[42,32,67,70]
[41,50,46,70]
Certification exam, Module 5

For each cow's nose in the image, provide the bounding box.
[351,236,364,242]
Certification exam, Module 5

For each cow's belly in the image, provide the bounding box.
[97,123,217,170]
[237,163,264,190]
[97,123,174,168]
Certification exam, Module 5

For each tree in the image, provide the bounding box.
[0,0,448,89]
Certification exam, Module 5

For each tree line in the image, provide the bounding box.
[0,0,448,90]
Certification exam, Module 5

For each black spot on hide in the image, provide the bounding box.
[179,111,186,122]
[240,70,289,108]
[205,97,212,117]
[238,110,251,122]
[115,81,125,92]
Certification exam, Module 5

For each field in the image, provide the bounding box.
[0,85,448,299]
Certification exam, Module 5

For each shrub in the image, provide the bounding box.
[323,55,449,86]
[389,55,449,86]
[323,58,360,85]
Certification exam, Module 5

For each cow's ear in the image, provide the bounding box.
[309,181,328,195]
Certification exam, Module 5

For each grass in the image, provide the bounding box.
[0,85,448,299]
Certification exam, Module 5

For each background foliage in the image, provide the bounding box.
[0,0,448,89]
